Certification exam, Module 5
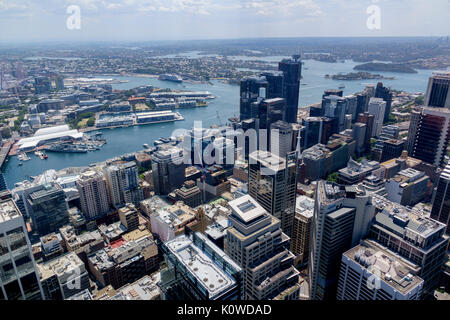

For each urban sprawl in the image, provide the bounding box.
[0,42,450,302]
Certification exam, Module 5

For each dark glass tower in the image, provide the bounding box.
[239,76,268,121]
[431,164,450,235]
[375,82,393,123]
[278,56,301,123]
[425,72,450,109]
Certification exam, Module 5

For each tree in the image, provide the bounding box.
[87,118,95,127]
[414,95,424,106]
[327,172,339,183]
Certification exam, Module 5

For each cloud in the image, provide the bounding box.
[241,0,324,17]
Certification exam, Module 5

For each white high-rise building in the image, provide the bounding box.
[270,120,293,159]
[367,97,386,137]
[225,195,301,300]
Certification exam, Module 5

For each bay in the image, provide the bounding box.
[3,59,434,187]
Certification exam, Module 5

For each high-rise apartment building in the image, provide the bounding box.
[225,195,301,300]
[337,240,424,300]
[0,199,44,300]
[76,170,110,219]
[431,162,450,235]
[407,107,450,167]
[309,181,375,300]
[28,184,69,237]
[424,72,450,109]
[248,151,297,237]
[152,146,185,195]
[104,161,142,208]
[279,56,301,123]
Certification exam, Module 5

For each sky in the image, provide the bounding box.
[0,0,449,42]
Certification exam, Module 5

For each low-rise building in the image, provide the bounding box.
[338,158,381,185]
[385,168,430,206]
[87,235,159,289]
[149,201,206,242]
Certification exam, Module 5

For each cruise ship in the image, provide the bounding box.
[158,74,183,83]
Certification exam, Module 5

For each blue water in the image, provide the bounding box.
[3,59,434,188]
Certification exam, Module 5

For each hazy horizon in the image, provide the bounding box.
[0,0,449,43]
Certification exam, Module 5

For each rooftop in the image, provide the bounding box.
[249,150,286,172]
[372,194,446,240]
[38,252,85,281]
[110,274,161,300]
[344,240,423,295]
[228,194,266,223]
[165,235,237,299]
[295,195,314,218]
[0,199,21,224]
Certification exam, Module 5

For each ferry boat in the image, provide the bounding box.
[143,143,150,149]
[338,84,345,89]
[158,74,183,83]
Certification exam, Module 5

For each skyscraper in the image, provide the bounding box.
[76,170,110,219]
[367,97,387,137]
[279,56,301,123]
[248,151,297,237]
[28,184,69,237]
[152,146,185,195]
[375,82,393,123]
[270,120,293,159]
[291,195,314,267]
[357,112,374,152]
[431,162,450,234]
[407,107,450,167]
[424,72,450,109]
[261,71,284,99]
[225,195,300,300]
[239,76,268,121]
[0,199,44,300]
[308,181,375,300]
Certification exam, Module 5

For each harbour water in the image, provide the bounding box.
[3,58,435,187]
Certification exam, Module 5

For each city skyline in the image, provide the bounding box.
[0,0,449,42]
